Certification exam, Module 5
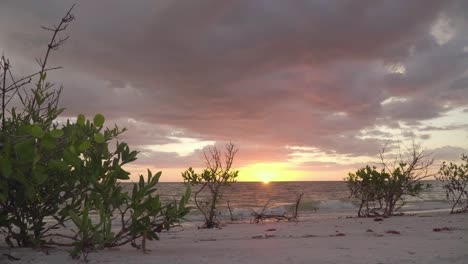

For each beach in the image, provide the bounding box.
[2,211,467,264]
[2,1,468,263]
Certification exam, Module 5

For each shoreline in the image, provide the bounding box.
[2,210,466,264]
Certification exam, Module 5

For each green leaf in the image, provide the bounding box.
[68,210,81,227]
[50,129,64,138]
[93,114,105,127]
[0,157,13,177]
[116,170,130,180]
[153,171,162,183]
[41,135,56,150]
[139,175,144,189]
[78,141,91,152]
[94,132,105,143]
[63,150,80,166]
[14,139,35,163]
[184,186,192,203]
[33,171,48,184]
[24,184,35,200]
[31,125,45,138]
[77,114,86,126]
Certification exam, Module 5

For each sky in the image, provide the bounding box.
[0,0,467,182]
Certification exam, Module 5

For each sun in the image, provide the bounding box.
[238,162,304,182]
[257,169,276,184]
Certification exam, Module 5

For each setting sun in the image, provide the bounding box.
[238,162,305,182]
[257,169,276,183]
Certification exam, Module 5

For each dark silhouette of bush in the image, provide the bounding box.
[345,143,432,217]
[182,143,238,228]
[437,154,468,213]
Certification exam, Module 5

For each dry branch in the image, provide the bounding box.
[250,194,305,224]
[250,211,292,224]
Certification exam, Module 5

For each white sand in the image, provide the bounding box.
[1,212,467,264]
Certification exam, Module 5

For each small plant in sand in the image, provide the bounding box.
[0,5,191,260]
[345,142,433,217]
[437,154,468,214]
[182,143,239,228]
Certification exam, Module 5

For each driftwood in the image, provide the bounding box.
[292,193,304,219]
[250,211,293,223]
[226,200,236,221]
[250,193,304,224]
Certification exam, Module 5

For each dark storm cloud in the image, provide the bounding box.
[0,0,467,171]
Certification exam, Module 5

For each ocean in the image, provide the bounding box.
[131,180,451,222]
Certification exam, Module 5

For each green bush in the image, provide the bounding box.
[346,166,386,217]
[345,144,432,217]
[437,154,468,214]
[1,110,191,258]
[0,6,191,260]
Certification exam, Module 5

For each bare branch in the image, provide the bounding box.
[185,142,239,228]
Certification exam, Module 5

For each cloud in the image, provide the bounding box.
[0,0,467,179]
[431,146,467,161]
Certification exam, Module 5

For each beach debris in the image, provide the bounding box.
[302,234,318,238]
[251,234,276,239]
[199,238,217,242]
[385,230,401,235]
[366,229,374,232]
[433,227,454,232]
[374,218,384,222]
[291,193,304,219]
[131,241,142,250]
[226,201,236,221]
[250,200,293,223]
[250,193,305,224]
[251,211,293,223]
[265,228,277,232]
[330,233,346,237]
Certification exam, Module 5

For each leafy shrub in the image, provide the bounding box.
[437,154,468,214]
[63,115,191,258]
[182,143,238,228]
[346,166,386,217]
[0,5,191,260]
[345,143,432,217]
